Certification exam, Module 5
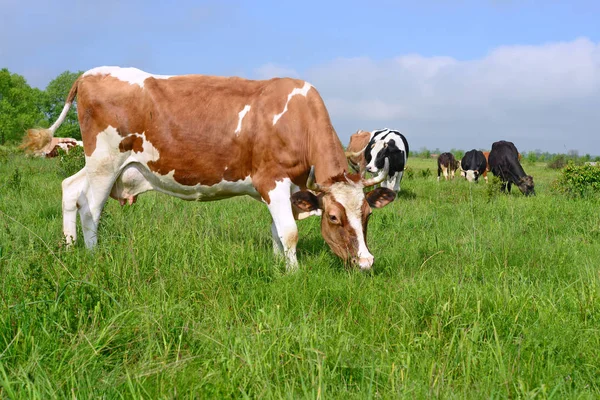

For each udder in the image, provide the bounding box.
[110,164,154,206]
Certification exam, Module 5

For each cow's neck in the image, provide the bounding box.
[309,132,348,183]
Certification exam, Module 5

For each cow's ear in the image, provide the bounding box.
[291,191,321,212]
[366,187,396,209]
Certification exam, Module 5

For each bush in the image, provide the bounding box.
[548,155,567,170]
[419,168,432,179]
[404,166,414,180]
[553,162,600,197]
[485,175,503,202]
[57,145,85,177]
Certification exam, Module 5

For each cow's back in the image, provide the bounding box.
[489,140,525,179]
[76,69,342,190]
[462,150,486,173]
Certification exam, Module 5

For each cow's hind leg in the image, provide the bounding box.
[62,168,87,245]
[76,171,118,249]
[264,179,299,272]
[394,172,403,192]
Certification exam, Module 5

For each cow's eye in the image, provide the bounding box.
[328,214,339,224]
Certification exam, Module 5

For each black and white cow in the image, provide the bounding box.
[363,129,409,192]
[488,140,535,196]
[437,152,460,181]
[460,150,488,182]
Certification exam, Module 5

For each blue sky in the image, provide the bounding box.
[2,0,600,154]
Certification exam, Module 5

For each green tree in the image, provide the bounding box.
[42,70,82,140]
[0,68,46,145]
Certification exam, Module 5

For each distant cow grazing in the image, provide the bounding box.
[460,150,488,182]
[345,128,409,192]
[345,130,371,174]
[437,152,460,181]
[488,140,535,196]
[21,136,82,158]
[20,66,397,271]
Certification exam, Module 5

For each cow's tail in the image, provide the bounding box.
[20,77,80,154]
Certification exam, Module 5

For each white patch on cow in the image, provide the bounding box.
[365,141,386,173]
[267,178,299,271]
[153,170,258,200]
[50,102,72,133]
[329,181,374,269]
[235,105,251,134]
[56,142,72,152]
[272,82,312,125]
[465,170,477,182]
[86,126,129,170]
[83,66,173,88]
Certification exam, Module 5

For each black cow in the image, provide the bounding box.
[437,152,460,181]
[460,150,487,182]
[488,140,535,196]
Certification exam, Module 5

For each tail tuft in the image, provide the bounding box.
[20,128,53,155]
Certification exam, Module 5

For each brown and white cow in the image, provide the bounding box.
[21,66,396,271]
[21,135,82,158]
[345,129,371,174]
[437,152,460,181]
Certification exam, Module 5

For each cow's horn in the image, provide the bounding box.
[306,166,323,192]
[362,158,389,187]
[345,150,363,158]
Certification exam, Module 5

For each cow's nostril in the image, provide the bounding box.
[358,257,374,270]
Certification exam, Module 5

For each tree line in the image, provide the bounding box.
[0,68,80,145]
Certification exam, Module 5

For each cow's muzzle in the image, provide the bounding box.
[352,256,374,270]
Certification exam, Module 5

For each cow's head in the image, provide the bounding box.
[365,139,403,175]
[291,159,396,270]
[517,175,535,196]
[462,170,480,182]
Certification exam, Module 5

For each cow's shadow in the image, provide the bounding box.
[396,188,417,200]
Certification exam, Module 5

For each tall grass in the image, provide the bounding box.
[1,155,599,398]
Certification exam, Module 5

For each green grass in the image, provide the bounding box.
[1,154,600,398]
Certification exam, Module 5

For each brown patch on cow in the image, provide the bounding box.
[119,135,144,153]
[320,194,359,261]
[483,151,490,171]
[346,130,371,173]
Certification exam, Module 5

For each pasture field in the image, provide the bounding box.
[1,153,600,398]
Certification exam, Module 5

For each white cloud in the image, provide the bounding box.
[254,63,299,80]
[258,37,600,154]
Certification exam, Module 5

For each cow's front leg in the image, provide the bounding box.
[264,179,299,272]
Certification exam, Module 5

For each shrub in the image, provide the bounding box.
[485,175,503,201]
[553,162,600,197]
[419,168,432,179]
[8,167,23,191]
[548,155,567,170]
[57,145,85,177]
[404,166,414,180]
[525,151,538,164]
